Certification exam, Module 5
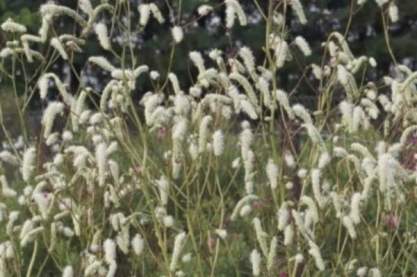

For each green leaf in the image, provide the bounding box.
[18,8,33,26]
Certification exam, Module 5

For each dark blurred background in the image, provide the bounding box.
[0,0,416,99]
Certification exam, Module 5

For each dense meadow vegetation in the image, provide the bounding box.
[0,0,417,276]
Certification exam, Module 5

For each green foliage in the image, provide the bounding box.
[1,1,417,275]
[0,1,40,31]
